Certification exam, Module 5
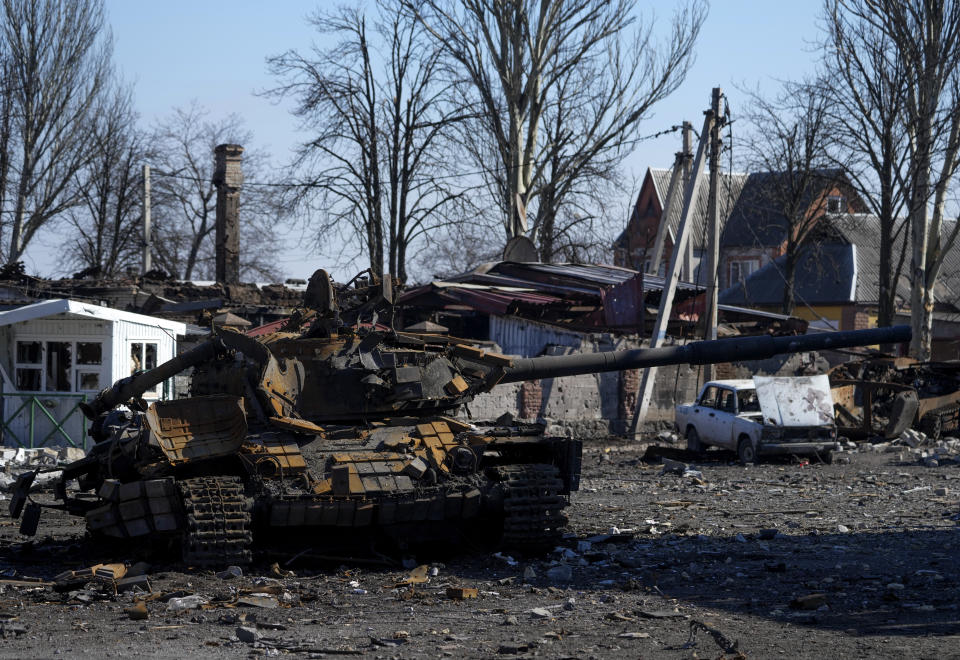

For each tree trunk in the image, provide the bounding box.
[909,116,932,360]
[876,181,895,328]
[780,239,799,316]
[9,156,31,263]
[0,86,11,261]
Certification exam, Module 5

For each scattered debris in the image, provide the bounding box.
[397,565,430,586]
[216,565,243,580]
[546,564,573,584]
[638,609,686,619]
[684,620,744,658]
[124,601,149,621]
[116,575,152,593]
[790,593,828,610]
[166,595,207,612]
[0,622,27,638]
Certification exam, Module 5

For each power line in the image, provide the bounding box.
[145,123,686,190]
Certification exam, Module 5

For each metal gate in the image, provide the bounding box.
[0,392,90,450]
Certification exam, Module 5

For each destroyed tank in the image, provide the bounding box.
[9,270,911,566]
[830,356,960,440]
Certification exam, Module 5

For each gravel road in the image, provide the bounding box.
[0,441,957,659]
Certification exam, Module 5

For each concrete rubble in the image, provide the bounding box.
[0,447,87,493]
[871,429,960,466]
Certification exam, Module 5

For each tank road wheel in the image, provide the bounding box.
[919,411,943,440]
[686,426,704,455]
[495,464,567,555]
[178,476,253,568]
[737,436,757,465]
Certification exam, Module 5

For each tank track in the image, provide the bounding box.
[920,403,960,439]
[178,476,253,567]
[495,464,567,553]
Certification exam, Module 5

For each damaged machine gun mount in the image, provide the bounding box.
[10,268,912,565]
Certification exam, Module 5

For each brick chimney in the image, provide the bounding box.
[213,144,243,284]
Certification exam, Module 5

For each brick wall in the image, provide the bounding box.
[840,306,869,331]
[519,380,542,419]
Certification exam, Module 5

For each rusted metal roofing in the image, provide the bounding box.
[248,318,286,337]
[400,261,650,332]
[399,281,566,316]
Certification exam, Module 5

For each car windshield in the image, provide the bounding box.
[738,389,760,412]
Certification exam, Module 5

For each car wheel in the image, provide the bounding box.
[737,436,756,465]
[686,426,703,455]
[819,450,834,465]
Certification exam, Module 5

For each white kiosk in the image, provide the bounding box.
[0,299,186,449]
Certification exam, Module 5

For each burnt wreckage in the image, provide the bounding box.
[831,356,960,440]
[10,270,910,566]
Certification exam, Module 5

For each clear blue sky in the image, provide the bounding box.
[28,1,823,282]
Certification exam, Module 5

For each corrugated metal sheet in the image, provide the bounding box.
[452,287,559,315]
[490,315,584,357]
[600,273,644,329]
[402,261,714,330]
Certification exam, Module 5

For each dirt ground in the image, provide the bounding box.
[0,441,958,659]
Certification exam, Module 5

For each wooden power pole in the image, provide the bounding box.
[142,165,151,275]
[648,122,694,278]
[702,88,724,382]
[680,122,696,282]
[629,94,717,438]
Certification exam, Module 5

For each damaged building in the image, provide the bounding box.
[397,261,835,435]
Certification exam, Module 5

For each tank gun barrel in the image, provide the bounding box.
[501,325,911,383]
[79,338,223,420]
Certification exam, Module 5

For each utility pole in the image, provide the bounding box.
[680,122,695,281]
[647,153,683,276]
[142,165,151,275]
[648,122,694,280]
[702,88,724,382]
[629,97,715,438]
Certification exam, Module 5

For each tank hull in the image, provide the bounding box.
[53,397,579,564]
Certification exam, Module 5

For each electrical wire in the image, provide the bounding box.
[145,124,686,189]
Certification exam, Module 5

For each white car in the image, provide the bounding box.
[674,375,840,463]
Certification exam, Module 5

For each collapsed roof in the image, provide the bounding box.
[399,261,805,338]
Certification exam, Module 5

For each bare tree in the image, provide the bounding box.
[265,0,466,283]
[149,103,284,282]
[0,0,112,264]
[0,54,15,257]
[848,0,960,360]
[416,0,706,259]
[534,67,628,263]
[821,0,911,330]
[64,83,147,278]
[738,82,846,315]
